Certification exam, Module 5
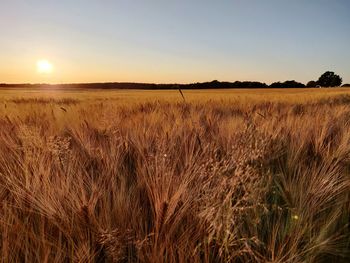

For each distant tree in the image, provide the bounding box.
[186,80,268,89]
[232,81,268,88]
[269,82,283,88]
[208,80,221,89]
[316,71,342,87]
[283,80,305,88]
[269,80,305,88]
[342,83,350,87]
[306,80,317,87]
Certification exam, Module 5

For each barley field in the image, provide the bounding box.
[0,87,350,262]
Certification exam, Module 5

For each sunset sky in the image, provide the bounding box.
[1,0,349,84]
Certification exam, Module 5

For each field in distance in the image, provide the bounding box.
[0,87,349,262]
[1,86,350,103]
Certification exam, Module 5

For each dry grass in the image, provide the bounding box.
[0,88,349,262]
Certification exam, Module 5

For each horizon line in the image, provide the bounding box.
[0,79,308,86]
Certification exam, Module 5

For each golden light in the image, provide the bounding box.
[37,59,53,74]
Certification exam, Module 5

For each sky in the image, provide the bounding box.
[0,0,349,84]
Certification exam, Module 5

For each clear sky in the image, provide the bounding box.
[0,0,349,84]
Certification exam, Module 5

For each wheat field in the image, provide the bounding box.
[0,88,349,262]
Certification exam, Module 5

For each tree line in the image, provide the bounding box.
[0,71,347,89]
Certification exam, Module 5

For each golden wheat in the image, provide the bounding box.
[0,88,349,262]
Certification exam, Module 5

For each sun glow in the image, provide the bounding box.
[37,59,53,74]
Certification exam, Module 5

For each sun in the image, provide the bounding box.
[37,59,53,74]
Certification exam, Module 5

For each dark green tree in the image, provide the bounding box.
[317,71,342,87]
[269,80,305,88]
[306,80,317,87]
